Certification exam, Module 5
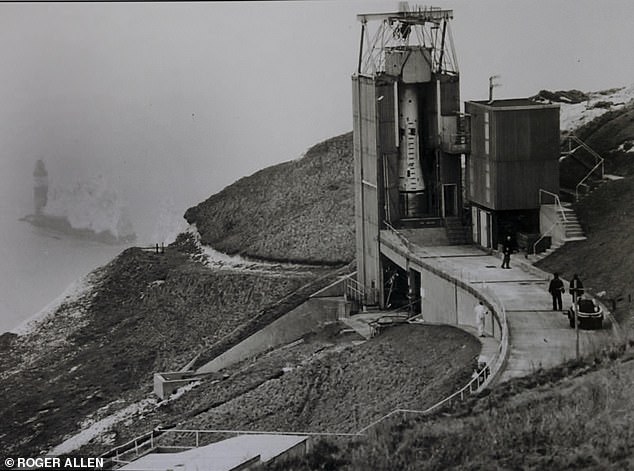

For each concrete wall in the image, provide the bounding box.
[416,263,500,340]
[380,234,502,340]
[154,372,198,399]
[197,297,344,374]
[540,204,565,247]
[420,268,458,325]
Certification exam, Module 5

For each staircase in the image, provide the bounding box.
[444,217,471,245]
[560,205,586,241]
[533,192,587,260]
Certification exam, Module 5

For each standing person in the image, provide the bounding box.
[474,301,488,337]
[569,274,584,302]
[548,272,565,311]
[501,235,512,269]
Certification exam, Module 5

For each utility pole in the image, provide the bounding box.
[573,291,580,361]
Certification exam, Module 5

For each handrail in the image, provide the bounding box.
[383,220,413,252]
[357,342,496,433]
[563,134,604,202]
[344,276,378,308]
[532,220,559,255]
[570,134,604,171]
[575,159,605,202]
[139,243,166,254]
[477,287,509,390]
[101,427,361,466]
[538,189,567,222]
[386,297,422,316]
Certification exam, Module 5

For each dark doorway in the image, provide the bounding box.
[443,184,458,217]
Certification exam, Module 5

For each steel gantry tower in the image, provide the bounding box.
[352,4,470,307]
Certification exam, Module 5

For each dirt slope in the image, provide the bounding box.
[0,242,321,456]
[538,97,634,334]
[77,323,479,457]
[264,346,634,470]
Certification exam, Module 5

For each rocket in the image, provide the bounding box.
[398,84,426,217]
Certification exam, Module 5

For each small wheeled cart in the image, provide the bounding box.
[567,298,603,329]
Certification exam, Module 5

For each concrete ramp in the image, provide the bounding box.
[119,434,308,471]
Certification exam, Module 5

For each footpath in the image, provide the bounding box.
[399,242,618,383]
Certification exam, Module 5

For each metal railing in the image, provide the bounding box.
[138,243,165,254]
[562,134,605,202]
[355,276,509,432]
[344,276,378,309]
[101,427,360,466]
[357,349,496,433]
[538,189,567,222]
[383,220,414,252]
[576,159,605,202]
[532,220,558,256]
[476,287,509,390]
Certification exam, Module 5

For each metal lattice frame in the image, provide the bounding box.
[357,5,459,76]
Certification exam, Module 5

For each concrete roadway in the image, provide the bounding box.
[384,236,618,383]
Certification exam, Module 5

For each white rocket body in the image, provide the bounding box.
[398,85,425,216]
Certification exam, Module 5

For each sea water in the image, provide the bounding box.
[0,197,130,334]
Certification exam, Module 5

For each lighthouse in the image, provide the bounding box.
[33,159,48,215]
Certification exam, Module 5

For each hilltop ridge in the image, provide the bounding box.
[185,133,355,265]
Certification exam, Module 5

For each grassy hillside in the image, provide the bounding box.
[185,133,355,265]
[0,239,324,456]
[78,324,479,457]
[538,97,634,334]
[263,345,634,470]
[537,177,634,335]
[574,101,634,169]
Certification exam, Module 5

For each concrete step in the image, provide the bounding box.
[604,173,624,181]
[340,317,374,340]
[564,236,587,242]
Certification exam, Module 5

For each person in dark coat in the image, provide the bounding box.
[548,272,565,311]
[569,274,584,302]
[501,235,512,269]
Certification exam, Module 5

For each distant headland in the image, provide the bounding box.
[21,160,136,245]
